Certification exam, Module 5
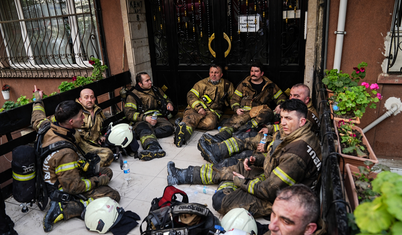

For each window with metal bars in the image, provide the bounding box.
[388,0,402,73]
[0,0,102,77]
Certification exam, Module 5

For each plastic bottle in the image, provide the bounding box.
[193,185,217,195]
[260,133,268,145]
[122,160,131,181]
[151,112,158,126]
[333,102,339,111]
[218,126,222,131]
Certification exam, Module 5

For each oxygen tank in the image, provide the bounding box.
[12,145,36,212]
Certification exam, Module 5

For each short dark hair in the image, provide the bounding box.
[276,184,319,226]
[292,83,310,98]
[210,64,223,72]
[280,99,307,119]
[250,61,264,73]
[136,72,148,84]
[55,100,82,124]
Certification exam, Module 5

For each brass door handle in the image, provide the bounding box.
[208,32,232,58]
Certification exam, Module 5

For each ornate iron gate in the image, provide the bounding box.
[145,0,307,106]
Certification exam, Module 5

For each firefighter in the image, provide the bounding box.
[200,61,286,144]
[174,65,234,147]
[167,99,321,218]
[124,72,175,160]
[31,89,120,232]
[199,83,321,164]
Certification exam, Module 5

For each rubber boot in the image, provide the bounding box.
[199,137,244,164]
[233,128,260,139]
[167,161,194,185]
[236,119,259,133]
[139,141,166,161]
[43,201,65,232]
[199,128,233,147]
[214,150,254,169]
[174,122,192,147]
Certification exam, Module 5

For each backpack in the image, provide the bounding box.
[149,185,189,211]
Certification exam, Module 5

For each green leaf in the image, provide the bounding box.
[385,195,402,221]
[391,221,402,235]
[343,146,356,154]
[372,172,402,193]
[354,198,394,233]
[356,147,367,157]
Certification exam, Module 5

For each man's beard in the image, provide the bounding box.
[208,79,220,85]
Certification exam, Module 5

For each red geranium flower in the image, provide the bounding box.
[89,60,95,65]
[72,76,77,81]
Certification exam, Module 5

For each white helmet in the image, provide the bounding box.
[105,123,133,148]
[221,208,258,234]
[84,197,124,234]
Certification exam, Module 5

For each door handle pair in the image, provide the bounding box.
[208,32,231,58]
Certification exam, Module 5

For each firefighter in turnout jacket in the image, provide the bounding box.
[31,89,119,232]
[167,99,321,218]
[201,62,286,145]
[124,72,175,160]
[174,65,234,147]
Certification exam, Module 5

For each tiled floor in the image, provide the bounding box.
[5,129,270,234]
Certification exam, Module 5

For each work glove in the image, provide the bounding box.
[97,175,110,186]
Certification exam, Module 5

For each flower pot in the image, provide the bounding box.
[330,104,360,125]
[334,119,378,172]
[2,90,10,100]
[344,163,377,211]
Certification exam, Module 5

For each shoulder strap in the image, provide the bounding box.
[220,79,230,103]
[126,87,144,112]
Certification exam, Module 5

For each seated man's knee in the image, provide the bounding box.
[212,190,226,212]
[155,125,174,138]
[135,122,153,135]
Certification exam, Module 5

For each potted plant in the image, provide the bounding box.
[323,62,367,94]
[2,84,10,100]
[334,120,378,170]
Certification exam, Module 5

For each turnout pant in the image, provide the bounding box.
[182,108,219,131]
[134,117,174,148]
[79,142,114,167]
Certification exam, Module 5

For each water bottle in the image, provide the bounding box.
[151,112,158,126]
[260,133,268,145]
[122,160,131,181]
[218,126,222,131]
[193,185,217,195]
[333,102,339,111]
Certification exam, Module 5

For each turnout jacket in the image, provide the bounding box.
[76,98,105,145]
[187,77,234,118]
[230,76,286,112]
[233,121,322,203]
[31,102,105,195]
[124,85,173,122]
[307,100,320,132]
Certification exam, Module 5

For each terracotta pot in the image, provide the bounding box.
[331,104,361,125]
[326,88,335,99]
[334,119,378,172]
[344,163,377,211]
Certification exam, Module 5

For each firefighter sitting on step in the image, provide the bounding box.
[174,64,234,147]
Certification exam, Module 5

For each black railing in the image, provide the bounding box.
[387,0,402,73]
[0,0,102,78]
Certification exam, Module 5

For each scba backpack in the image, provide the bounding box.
[141,186,220,235]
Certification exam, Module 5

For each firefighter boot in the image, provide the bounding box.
[233,128,260,139]
[236,119,259,133]
[139,141,166,161]
[167,161,194,185]
[199,137,244,164]
[174,122,192,147]
[199,128,233,149]
[43,201,64,232]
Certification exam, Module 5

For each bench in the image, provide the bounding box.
[0,71,132,198]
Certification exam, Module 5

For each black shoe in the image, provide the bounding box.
[43,201,64,232]
[167,161,193,185]
[140,143,166,161]
[174,122,186,147]
[200,133,220,146]
[174,117,183,126]
[0,228,18,235]
[198,138,221,164]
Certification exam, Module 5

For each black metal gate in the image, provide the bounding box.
[145,0,307,106]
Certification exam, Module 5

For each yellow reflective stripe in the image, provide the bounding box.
[140,134,157,144]
[163,94,167,99]
[273,124,280,132]
[36,119,49,129]
[133,112,140,121]
[223,137,239,156]
[186,125,193,135]
[81,179,91,192]
[125,102,137,109]
[247,174,266,194]
[274,90,283,99]
[79,197,94,207]
[191,100,207,110]
[210,108,221,119]
[190,88,200,98]
[276,99,286,104]
[55,162,79,174]
[51,116,57,122]
[273,167,295,186]
[144,110,160,116]
[251,119,258,128]
[218,182,238,191]
[220,127,233,135]
[12,171,35,181]
[234,90,243,97]
[33,106,45,113]
[200,163,214,185]
[231,102,240,109]
[242,106,251,111]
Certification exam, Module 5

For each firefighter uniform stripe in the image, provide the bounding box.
[234,90,243,97]
[242,106,251,111]
[251,119,258,128]
[191,100,207,110]
[163,94,167,99]
[247,174,266,194]
[190,88,200,98]
[140,134,157,144]
[210,108,221,119]
[133,112,140,121]
[218,182,238,191]
[51,116,57,122]
[12,171,36,181]
[273,90,283,99]
[220,127,234,135]
[125,102,137,110]
[276,99,286,104]
[80,197,94,207]
[36,119,49,129]
[33,106,45,113]
[223,138,239,156]
[55,162,79,174]
[144,110,160,116]
[81,179,91,191]
[200,163,214,185]
[273,167,295,186]
[273,124,280,132]
[231,102,240,109]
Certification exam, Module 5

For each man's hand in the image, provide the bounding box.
[146,116,157,126]
[259,127,268,134]
[33,85,43,101]
[233,171,245,180]
[236,108,245,115]
[167,103,174,111]
[274,105,281,114]
[98,136,106,145]
[198,108,206,116]
[257,143,266,153]
[97,174,110,186]
[243,156,256,171]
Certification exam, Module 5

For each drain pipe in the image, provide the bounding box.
[363,97,402,133]
[333,0,348,70]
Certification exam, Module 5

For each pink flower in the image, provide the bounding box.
[370,83,379,90]
[377,93,382,100]
[353,67,359,71]
[361,82,369,88]
[338,120,345,127]
[356,70,360,74]
[89,60,95,65]
[72,76,77,81]
[360,68,365,72]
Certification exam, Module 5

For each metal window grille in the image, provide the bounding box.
[388,0,402,73]
[0,0,102,78]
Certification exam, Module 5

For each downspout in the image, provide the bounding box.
[333,0,348,70]
[363,97,402,133]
